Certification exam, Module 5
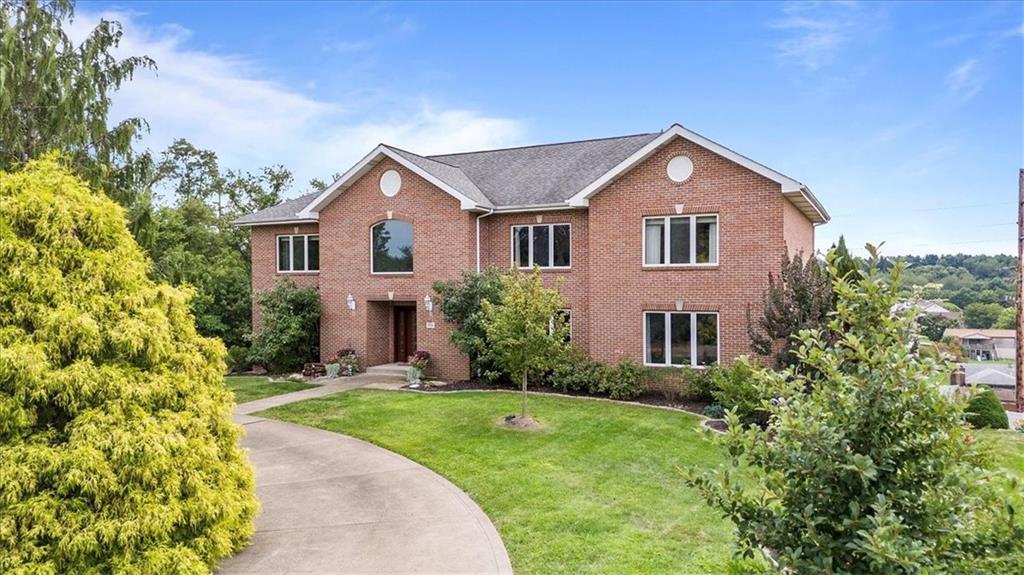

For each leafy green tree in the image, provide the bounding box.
[248,278,321,373]
[689,245,1024,574]
[963,302,1004,329]
[916,312,962,341]
[0,0,155,226]
[433,267,507,380]
[747,250,833,369]
[0,156,256,573]
[828,235,861,281]
[147,139,292,359]
[482,268,569,419]
[993,306,1016,330]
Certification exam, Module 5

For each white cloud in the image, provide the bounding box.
[946,58,982,100]
[768,2,882,71]
[70,9,527,195]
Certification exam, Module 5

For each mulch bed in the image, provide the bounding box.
[406,379,711,417]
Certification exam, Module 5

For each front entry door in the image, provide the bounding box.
[393,305,417,363]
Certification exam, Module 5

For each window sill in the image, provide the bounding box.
[641,264,719,270]
[370,272,414,276]
[643,363,717,370]
[516,266,572,273]
[276,270,320,275]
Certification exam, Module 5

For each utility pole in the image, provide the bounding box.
[1017,169,1023,412]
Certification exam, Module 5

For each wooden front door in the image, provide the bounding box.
[393,305,417,363]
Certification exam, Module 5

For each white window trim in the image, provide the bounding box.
[641,311,720,368]
[276,234,319,273]
[548,309,572,341]
[510,223,572,270]
[369,221,414,275]
[641,214,719,268]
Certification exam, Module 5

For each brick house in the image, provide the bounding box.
[235,124,830,380]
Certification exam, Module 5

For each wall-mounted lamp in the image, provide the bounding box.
[424,295,433,313]
[347,294,356,312]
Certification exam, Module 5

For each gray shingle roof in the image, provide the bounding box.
[235,132,661,224]
[429,132,659,207]
[384,146,492,208]
[232,192,320,225]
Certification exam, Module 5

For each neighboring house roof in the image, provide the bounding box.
[966,368,1015,388]
[917,300,959,317]
[232,192,321,225]
[236,123,830,225]
[943,328,1017,340]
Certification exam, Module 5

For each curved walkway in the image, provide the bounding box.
[219,376,513,575]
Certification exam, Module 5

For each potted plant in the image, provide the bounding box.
[407,350,430,387]
[335,348,360,377]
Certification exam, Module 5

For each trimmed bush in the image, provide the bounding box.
[679,367,715,402]
[0,157,257,573]
[599,360,646,400]
[710,359,769,427]
[965,387,1009,429]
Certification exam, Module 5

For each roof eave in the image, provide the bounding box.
[232,216,319,228]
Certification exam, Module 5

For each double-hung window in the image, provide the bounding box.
[512,223,570,269]
[643,311,718,367]
[277,234,319,272]
[643,214,718,266]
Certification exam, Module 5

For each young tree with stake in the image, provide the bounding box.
[482,268,570,421]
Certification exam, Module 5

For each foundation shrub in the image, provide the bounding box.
[710,358,769,427]
[598,359,646,400]
[679,367,715,402]
[247,278,321,373]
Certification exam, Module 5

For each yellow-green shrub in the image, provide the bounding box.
[0,157,257,574]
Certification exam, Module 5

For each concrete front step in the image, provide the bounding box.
[366,363,410,378]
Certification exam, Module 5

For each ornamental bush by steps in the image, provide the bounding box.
[0,157,257,574]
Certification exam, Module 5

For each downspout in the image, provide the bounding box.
[476,207,495,273]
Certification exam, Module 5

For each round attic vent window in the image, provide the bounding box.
[380,169,402,197]
[667,155,694,183]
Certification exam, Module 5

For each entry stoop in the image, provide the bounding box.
[366,363,410,378]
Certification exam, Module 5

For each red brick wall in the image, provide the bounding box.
[250,223,320,328]
[587,137,789,367]
[480,210,590,352]
[247,137,817,380]
[316,158,476,380]
[782,197,815,259]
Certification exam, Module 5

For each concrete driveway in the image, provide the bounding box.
[219,379,513,574]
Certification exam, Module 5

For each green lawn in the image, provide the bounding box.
[226,375,317,403]
[977,429,1024,479]
[257,390,739,574]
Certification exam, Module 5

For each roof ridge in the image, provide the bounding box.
[427,131,659,158]
[383,144,461,169]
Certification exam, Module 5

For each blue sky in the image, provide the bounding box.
[77,1,1022,255]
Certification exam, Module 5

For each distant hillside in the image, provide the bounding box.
[880,254,1017,329]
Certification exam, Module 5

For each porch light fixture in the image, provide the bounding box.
[346,294,356,312]
[423,295,433,313]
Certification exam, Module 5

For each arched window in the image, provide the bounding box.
[371,220,413,273]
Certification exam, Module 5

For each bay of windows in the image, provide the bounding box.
[643,311,719,367]
[513,223,570,269]
[277,234,319,272]
[643,214,718,266]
